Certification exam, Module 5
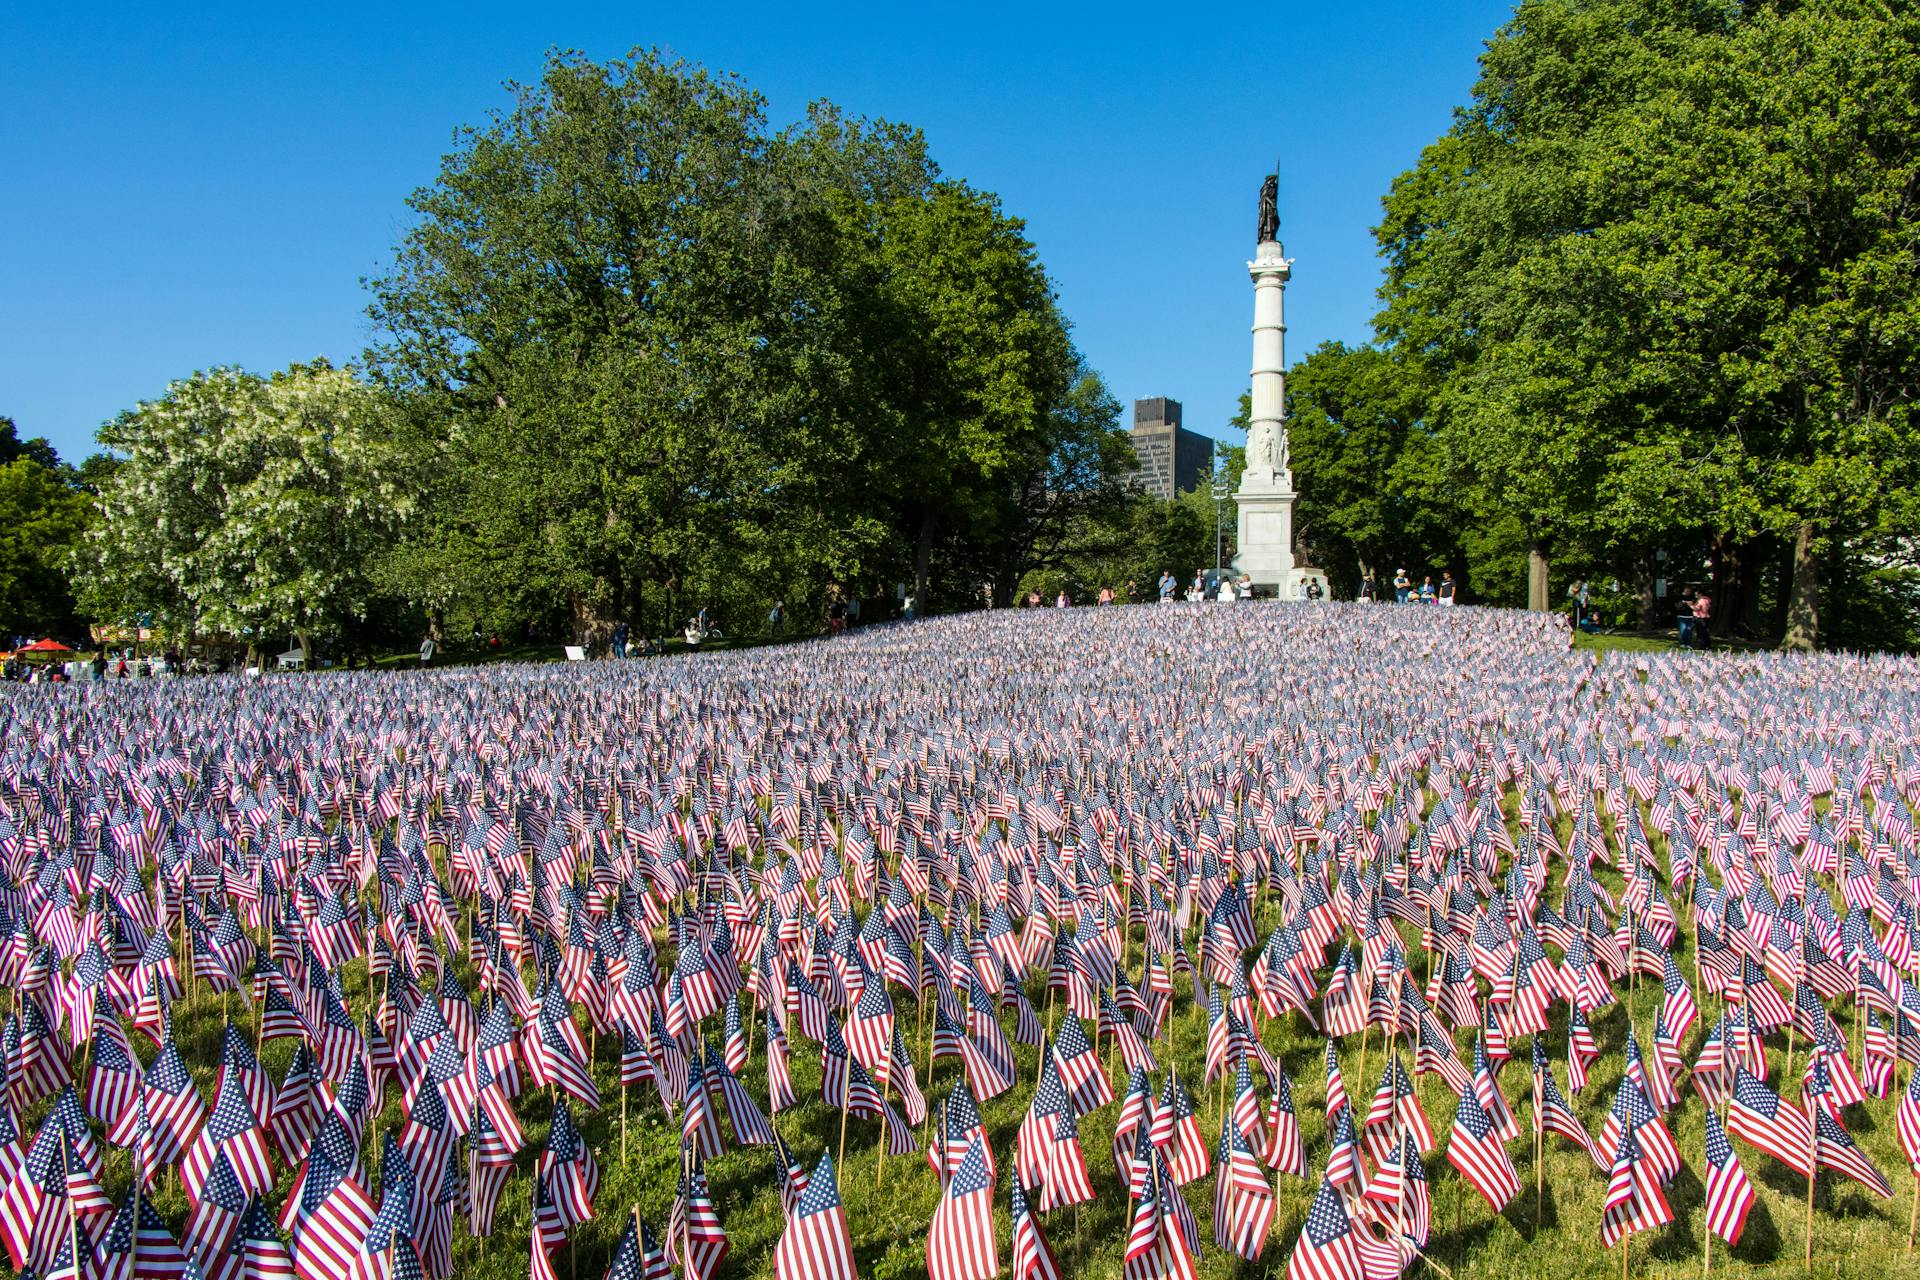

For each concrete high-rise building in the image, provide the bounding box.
[1128,397,1212,500]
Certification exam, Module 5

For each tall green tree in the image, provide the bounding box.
[367,50,1117,636]
[0,456,89,639]
[1269,346,1469,599]
[1374,0,1920,646]
[76,363,416,664]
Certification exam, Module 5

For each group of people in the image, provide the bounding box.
[1359,567,1458,605]
[1162,569,1258,603]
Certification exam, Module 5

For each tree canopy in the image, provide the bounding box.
[365,50,1128,642]
[1351,0,1920,646]
[76,362,416,662]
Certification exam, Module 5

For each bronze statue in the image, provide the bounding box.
[1257,173,1279,244]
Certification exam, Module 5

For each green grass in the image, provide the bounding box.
[1573,630,1682,654]
[85,877,1919,1280]
[42,742,1916,1280]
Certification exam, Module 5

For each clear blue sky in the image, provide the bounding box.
[0,2,1515,464]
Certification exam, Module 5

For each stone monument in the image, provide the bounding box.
[1233,172,1306,597]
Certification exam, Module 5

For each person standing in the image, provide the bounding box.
[1098,585,1114,606]
[418,634,435,667]
[769,601,786,637]
[1393,568,1410,603]
[1158,571,1176,603]
[1054,589,1070,608]
[1690,589,1711,649]
[1438,571,1457,607]
[1418,575,1436,604]
[1359,572,1376,602]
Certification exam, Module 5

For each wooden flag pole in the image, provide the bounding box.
[1535,1060,1545,1229]
[1351,1013,1367,1113]
[876,1067,890,1188]
[1805,1118,1818,1275]
[128,1140,142,1280]
[64,1134,81,1280]
[837,1033,854,1172]
[1907,1169,1918,1252]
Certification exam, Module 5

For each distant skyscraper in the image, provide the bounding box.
[1128,397,1211,500]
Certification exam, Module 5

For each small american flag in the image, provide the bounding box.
[1446,1084,1519,1211]
[1599,1129,1673,1247]
[926,1137,996,1280]
[1727,1065,1813,1177]
[1702,1109,1755,1246]
[773,1154,857,1280]
[1008,1177,1060,1280]
[1286,1175,1367,1280]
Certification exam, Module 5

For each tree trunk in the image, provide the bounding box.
[570,590,617,653]
[1783,520,1823,651]
[1527,543,1550,612]
[1766,539,1793,642]
[1633,560,1658,632]
[914,512,937,613]
[296,629,313,671]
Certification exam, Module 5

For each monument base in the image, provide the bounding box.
[1233,475,1299,598]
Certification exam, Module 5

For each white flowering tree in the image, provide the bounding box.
[75,361,415,666]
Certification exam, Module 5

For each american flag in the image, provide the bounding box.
[773,1153,857,1280]
[1263,1066,1305,1176]
[282,1112,375,1280]
[927,1137,997,1280]
[1324,1104,1362,1191]
[772,1130,811,1220]
[1121,1153,1196,1280]
[1286,1175,1367,1280]
[92,1187,194,1280]
[1052,1015,1114,1114]
[1210,1116,1275,1261]
[140,1037,207,1165]
[1361,1130,1430,1248]
[1532,1041,1601,1169]
[347,1134,421,1280]
[1702,1109,1755,1246]
[930,1082,993,1184]
[1599,1129,1672,1247]
[604,1211,674,1280]
[1812,1106,1893,1198]
[226,1195,298,1280]
[670,1156,728,1280]
[1008,1177,1060,1280]
[181,1145,247,1266]
[1898,1064,1920,1172]
[1150,1071,1209,1186]
[1446,1084,1519,1211]
[182,1067,274,1203]
[1726,1065,1813,1177]
[680,1053,725,1162]
[1322,1039,1349,1119]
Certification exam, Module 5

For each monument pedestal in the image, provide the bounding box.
[1233,472,1297,597]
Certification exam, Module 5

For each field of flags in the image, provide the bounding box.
[0,601,1917,1279]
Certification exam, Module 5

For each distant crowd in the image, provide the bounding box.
[1359,568,1458,605]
